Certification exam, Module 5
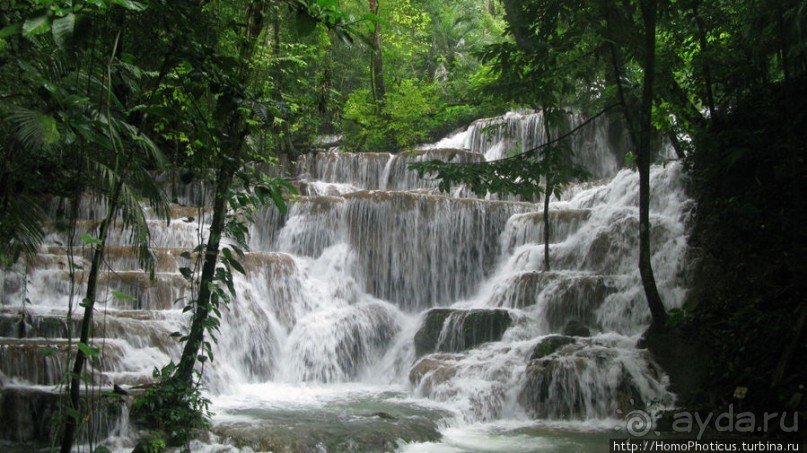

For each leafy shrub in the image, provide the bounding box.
[341,79,439,151]
[131,363,211,447]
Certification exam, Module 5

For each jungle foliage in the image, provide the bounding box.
[1,0,805,445]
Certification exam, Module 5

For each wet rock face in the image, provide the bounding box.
[413,308,514,357]
[0,386,126,444]
[413,309,453,357]
[409,353,461,390]
[528,335,576,361]
[518,345,647,420]
[562,320,591,337]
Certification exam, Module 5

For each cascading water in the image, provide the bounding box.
[0,110,694,452]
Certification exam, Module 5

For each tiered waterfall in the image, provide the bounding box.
[0,110,694,452]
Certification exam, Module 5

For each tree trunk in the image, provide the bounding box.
[543,186,551,272]
[692,2,716,119]
[500,0,537,53]
[604,0,668,332]
[172,163,235,384]
[60,178,124,453]
[171,0,263,388]
[638,0,667,332]
[542,108,553,272]
[369,0,385,103]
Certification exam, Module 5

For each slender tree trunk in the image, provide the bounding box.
[638,0,667,332]
[666,130,686,160]
[369,0,385,103]
[542,108,553,272]
[172,163,236,384]
[60,178,124,453]
[692,2,716,119]
[171,0,263,387]
[604,1,668,332]
[543,186,551,271]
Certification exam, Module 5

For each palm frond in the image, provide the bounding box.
[5,107,61,152]
[118,181,157,276]
[0,194,45,266]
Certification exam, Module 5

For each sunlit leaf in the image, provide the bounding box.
[52,13,75,49]
[80,232,102,246]
[22,16,51,37]
[109,0,148,12]
[111,290,135,300]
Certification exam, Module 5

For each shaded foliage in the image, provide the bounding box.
[686,78,807,416]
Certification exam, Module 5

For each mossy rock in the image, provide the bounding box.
[528,335,576,361]
[414,308,514,357]
[413,309,453,357]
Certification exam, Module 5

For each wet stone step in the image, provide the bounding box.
[0,308,182,350]
[0,312,80,339]
[43,219,208,250]
[24,246,193,274]
[500,209,592,252]
[1,269,192,311]
[414,308,516,357]
[487,271,617,333]
[0,339,119,386]
[0,384,131,445]
[0,338,169,387]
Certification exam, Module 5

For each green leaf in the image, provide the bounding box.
[179,267,193,281]
[65,406,82,420]
[51,13,75,49]
[111,290,134,300]
[22,16,51,37]
[296,9,318,36]
[179,251,192,260]
[228,257,246,275]
[109,0,148,12]
[79,232,102,246]
[221,247,233,262]
[0,23,22,39]
[77,342,100,359]
[269,187,287,216]
[40,114,60,145]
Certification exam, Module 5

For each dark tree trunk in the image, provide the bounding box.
[603,0,668,332]
[60,178,124,453]
[542,108,553,272]
[171,0,263,388]
[692,2,716,119]
[638,0,668,332]
[543,186,552,271]
[369,0,385,102]
[500,0,537,53]
[172,163,235,384]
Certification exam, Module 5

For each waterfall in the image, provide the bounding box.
[0,110,693,451]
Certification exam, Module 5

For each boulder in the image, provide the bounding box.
[409,353,461,388]
[528,335,576,361]
[413,308,514,357]
[413,309,453,357]
[562,320,591,337]
[519,346,646,419]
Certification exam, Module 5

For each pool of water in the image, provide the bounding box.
[204,382,618,453]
